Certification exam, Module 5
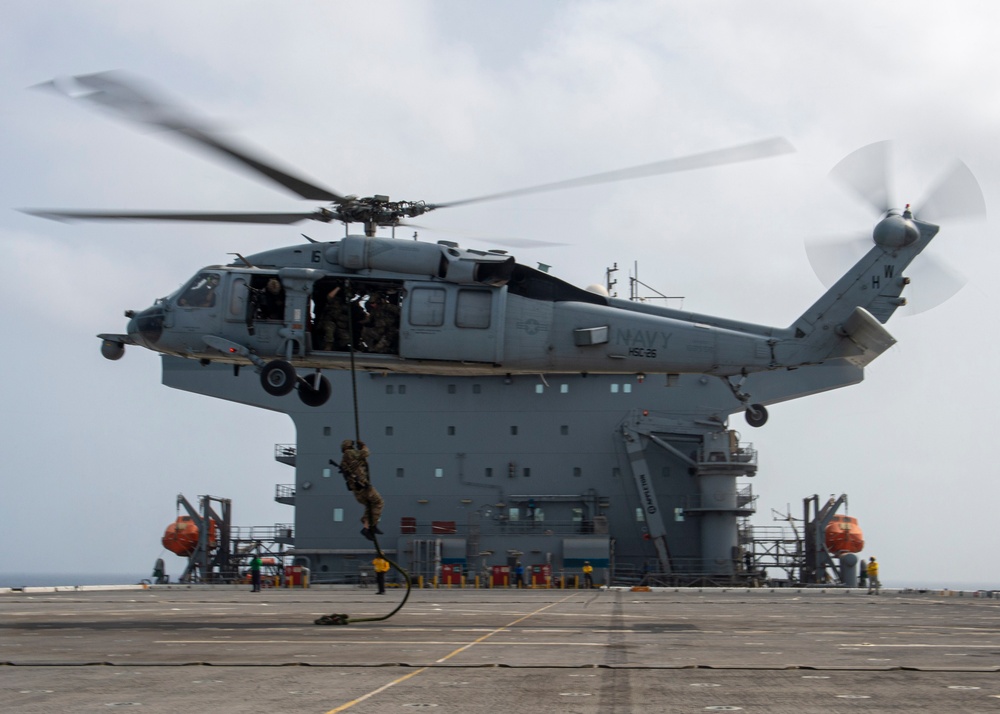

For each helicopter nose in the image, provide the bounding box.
[127,305,165,348]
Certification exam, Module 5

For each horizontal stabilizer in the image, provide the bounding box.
[828,307,897,368]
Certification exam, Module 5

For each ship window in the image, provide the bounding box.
[447,426,456,435]
[386,426,394,436]
[560,384,569,393]
[396,468,404,478]
[523,467,531,478]
[386,385,394,394]
[333,508,344,522]
[573,467,582,477]
[473,384,482,394]
[533,508,545,522]
[485,468,493,478]
[323,426,331,436]
[322,467,332,478]
[434,468,444,478]
[510,425,518,435]
[456,289,491,328]
[448,384,456,394]
[610,384,620,393]
[399,385,407,395]
[635,508,645,522]
[535,384,544,394]
[508,507,520,521]
[561,425,569,435]
[623,383,632,393]
[612,467,621,479]
[572,508,583,522]
[409,287,446,326]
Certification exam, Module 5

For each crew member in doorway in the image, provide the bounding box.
[583,561,594,589]
[373,555,389,595]
[336,439,384,541]
[866,556,881,595]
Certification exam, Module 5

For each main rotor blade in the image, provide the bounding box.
[431,137,794,209]
[829,140,893,216]
[21,209,319,225]
[917,160,987,224]
[36,71,345,203]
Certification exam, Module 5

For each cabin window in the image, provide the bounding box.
[473,384,482,394]
[572,508,583,523]
[535,384,544,394]
[409,287,446,326]
[398,385,407,395]
[322,467,332,478]
[323,426,331,436]
[333,508,344,522]
[448,384,457,394]
[396,468,404,478]
[623,383,632,393]
[560,384,569,393]
[635,508,645,522]
[611,384,620,393]
[385,426,394,436]
[508,507,520,521]
[434,468,444,478]
[386,385,394,394]
[561,425,569,435]
[229,278,248,317]
[447,426,456,435]
[573,467,582,477]
[523,467,531,478]
[455,289,491,328]
[510,426,518,436]
[178,272,221,308]
[485,468,493,478]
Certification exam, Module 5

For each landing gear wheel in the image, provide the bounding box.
[260,360,296,396]
[745,403,769,428]
[298,373,331,407]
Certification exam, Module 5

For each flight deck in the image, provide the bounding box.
[2,585,999,713]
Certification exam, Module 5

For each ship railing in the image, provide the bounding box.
[230,523,294,543]
[399,519,594,536]
[274,444,296,465]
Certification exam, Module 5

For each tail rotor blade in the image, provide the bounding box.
[829,140,893,216]
[917,160,987,224]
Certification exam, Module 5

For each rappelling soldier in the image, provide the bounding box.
[335,439,384,541]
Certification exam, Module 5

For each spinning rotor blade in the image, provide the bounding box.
[37,71,345,203]
[828,140,892,216]
[432,137,794,209]
[916,160,986,224]
[22,209,319,224]
[810,141,986,314]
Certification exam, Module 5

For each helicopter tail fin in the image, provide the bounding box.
[782,219,938,367]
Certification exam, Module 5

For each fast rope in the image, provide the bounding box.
[315,280,412,626]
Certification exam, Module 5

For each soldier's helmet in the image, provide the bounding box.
[341,439,354,450]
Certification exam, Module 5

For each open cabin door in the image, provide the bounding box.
[399,282,505,364]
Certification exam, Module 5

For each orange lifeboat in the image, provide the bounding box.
[825,514,864,554]
[161,516,218,556]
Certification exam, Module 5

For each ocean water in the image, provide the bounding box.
[0,573,147,588]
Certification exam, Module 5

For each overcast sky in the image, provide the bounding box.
[2,1,998,587]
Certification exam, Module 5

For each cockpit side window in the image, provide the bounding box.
[178,272,221,308]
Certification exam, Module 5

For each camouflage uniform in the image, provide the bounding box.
[320,287,352,351]
[361,293,400,354]
[340,439,384,528]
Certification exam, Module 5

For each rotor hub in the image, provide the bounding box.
[872,208,919,249]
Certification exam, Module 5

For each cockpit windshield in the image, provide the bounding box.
[177,272,221,308]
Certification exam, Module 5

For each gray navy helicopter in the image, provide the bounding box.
[24,72,986,425]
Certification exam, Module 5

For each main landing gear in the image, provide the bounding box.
[203,336,331,407]
[260,360,331,407]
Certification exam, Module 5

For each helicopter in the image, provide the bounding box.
[24,72,986,425]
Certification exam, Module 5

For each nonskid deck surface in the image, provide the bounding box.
[2,587,998,713]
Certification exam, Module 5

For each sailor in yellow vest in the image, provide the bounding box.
[583,561,594,589]
[373,555,389,595]
[866,556,880,595]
